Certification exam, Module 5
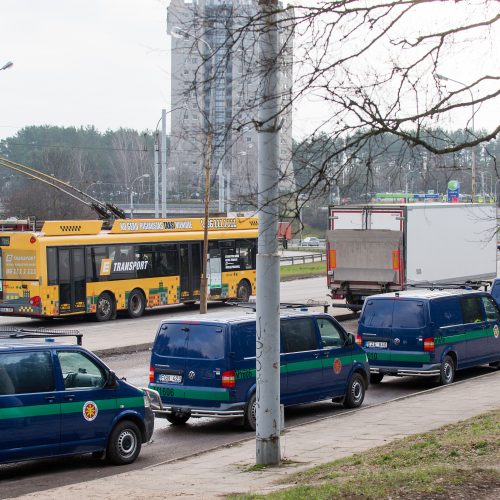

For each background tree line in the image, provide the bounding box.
[0,126,168,220]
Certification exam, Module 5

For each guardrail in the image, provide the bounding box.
[279,253,326,265]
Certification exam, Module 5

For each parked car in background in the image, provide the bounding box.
[0,329,155,466]
[301,237,320,247]
[149,311,369,431]
[357,289,500,386]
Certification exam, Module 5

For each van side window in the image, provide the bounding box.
[361,300,393,327]
[281,318,318,353]
[0,352,54,395]
[317,318,343,347]
[481,296,500,321]
[58,351,106,389]
[393,301,425,328]
[233,323,256,359]
[430,298,463,327]
[461,297,484,324]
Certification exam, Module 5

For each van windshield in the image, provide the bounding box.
[156,323,225,359]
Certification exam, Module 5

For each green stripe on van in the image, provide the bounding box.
[435,327,495,345]
[149,384,231,402]
[0,396,143,421]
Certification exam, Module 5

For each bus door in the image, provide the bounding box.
[208,247,222,295]
[58,247,86,314]
[0,248,3,301]
[179,243,201,302]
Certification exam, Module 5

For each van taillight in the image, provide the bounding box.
[424,337,435,352]
[355,334,363,346]
[29,296,41,307]
[149,367,155,383]
[221,370,236,388]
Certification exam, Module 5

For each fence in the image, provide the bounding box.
[279,253,326,266]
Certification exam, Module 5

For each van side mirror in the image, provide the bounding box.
[345,332,355,346]
[106,370,118,388]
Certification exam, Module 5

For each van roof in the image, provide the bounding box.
[367,288,486,301]
[159,310,328,327]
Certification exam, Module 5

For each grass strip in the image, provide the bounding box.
[280,261,326,281]
[232,409,500,499]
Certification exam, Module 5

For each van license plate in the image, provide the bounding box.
[366,341,388,348]
[158,374,182,383]
[0,307,14,313]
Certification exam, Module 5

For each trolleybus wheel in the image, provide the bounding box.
[96,292,115,322]
[127,289,146,318]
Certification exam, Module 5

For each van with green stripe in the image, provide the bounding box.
[0,329,155,466]
[357,289,500,385]
[149,312,369,430]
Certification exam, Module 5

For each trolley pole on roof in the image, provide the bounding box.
[256,0,281,466]
[161,108,167,217]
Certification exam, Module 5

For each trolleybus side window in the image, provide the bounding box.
[237,239,256,270]
[155,244,178,277]
[47,247,58,285]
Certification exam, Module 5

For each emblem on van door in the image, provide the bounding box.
[494,325,499,339]
[188,371,195,380]
[83,401,98,422]
[333,358,342,375]
[393,338,401,345]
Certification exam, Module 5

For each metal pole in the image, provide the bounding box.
[161,108,167,217]
[154,132,160,218]
[130,190,134,218]
[256,0,281,466]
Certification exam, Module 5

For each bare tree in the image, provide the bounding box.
[169,0,499,220]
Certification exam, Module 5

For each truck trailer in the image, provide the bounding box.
[327,203,497,309]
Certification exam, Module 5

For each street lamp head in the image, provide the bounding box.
[171,27,189,40]
[436,73,448,82]
[1,61,13,71]
[141,174,150,179]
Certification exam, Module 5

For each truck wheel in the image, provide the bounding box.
[243,393,257,431]
[107,420,141,465]
[96,292,115,322]
[343,373,365,408]
[166,412,191,425]
[370,373,384,384]
[438,356,455,385]
[237,281,251,302]
[127,289,146,318]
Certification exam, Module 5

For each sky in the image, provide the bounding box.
[0,1,498,142]
[0,0,171,140]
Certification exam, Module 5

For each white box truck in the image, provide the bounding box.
[327,203,498,309]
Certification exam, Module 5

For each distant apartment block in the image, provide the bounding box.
[167,0,294,211]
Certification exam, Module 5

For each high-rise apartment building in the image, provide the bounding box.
[167,0,294,212]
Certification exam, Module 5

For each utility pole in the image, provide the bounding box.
[154,131,160,218]
[161,108,167,217]
[256,0,281,466]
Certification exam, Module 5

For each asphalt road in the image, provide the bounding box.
[0,312,496,498]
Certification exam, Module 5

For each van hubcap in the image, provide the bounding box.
[443,362,453,382]
[351,380,362,402]
[117,430,137,457]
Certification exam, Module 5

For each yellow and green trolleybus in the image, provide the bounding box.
[0,216,258,321]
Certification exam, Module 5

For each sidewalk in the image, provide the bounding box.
[20,371,500,499]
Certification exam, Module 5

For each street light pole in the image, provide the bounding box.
[436,74,476,202]
[172,27,215,315]
[129,174,150,218]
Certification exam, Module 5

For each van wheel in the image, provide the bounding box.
[127,289,146,318]
[438,356,455,385]
[343,373,365,408]
[244,393,257,431]
[370,373,384,384]
[107,420,141,465]
[166,412,191,425]
[237,281,251,302]
[96,292,115,322]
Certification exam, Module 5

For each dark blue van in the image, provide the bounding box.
[0,329,155,465]
[357,289,500,385]
[148,312,370,430]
